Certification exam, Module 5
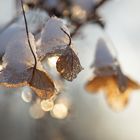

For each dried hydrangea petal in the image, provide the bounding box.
[28,68,56,99]
[0,67,56,100]
[0,68,29,87]
[85,76,108,93]
[105,75,139,111]
[106,91,129,111]
[86,74,140,111]
[56,47,83,81]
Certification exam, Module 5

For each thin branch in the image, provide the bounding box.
[20,0,37,76]
[60,28,71,46]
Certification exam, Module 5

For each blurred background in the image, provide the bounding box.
[0,0,140,140]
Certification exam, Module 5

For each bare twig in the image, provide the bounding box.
[60,28,71,46]
[20,0,37,79]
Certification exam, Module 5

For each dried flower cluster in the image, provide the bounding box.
[0,13,82,100]
[86,39,140,111]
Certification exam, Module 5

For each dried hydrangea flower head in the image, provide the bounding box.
[86,38,140,111]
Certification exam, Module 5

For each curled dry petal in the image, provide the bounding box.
[56,47,83,81]
[106,90,129,112]
[105,76,140,111]
[85,76,108,93]
[28,68,56,99]
[0,68,30,87]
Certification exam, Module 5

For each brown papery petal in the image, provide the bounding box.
[102,75,140,94]
[0,68,30,88]
[85,76,108,93]
[0,67,56,100]
[56,47,83,81]
[106,91,129,112]
[28,68,56,99]
[105,75,139,111]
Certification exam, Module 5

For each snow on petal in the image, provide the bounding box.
[0,24,24,59]
[0,26,37,86]
[2,27,36,71]
[37,16,70,59]
[92,38,117,68]
[17,9,49,35]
